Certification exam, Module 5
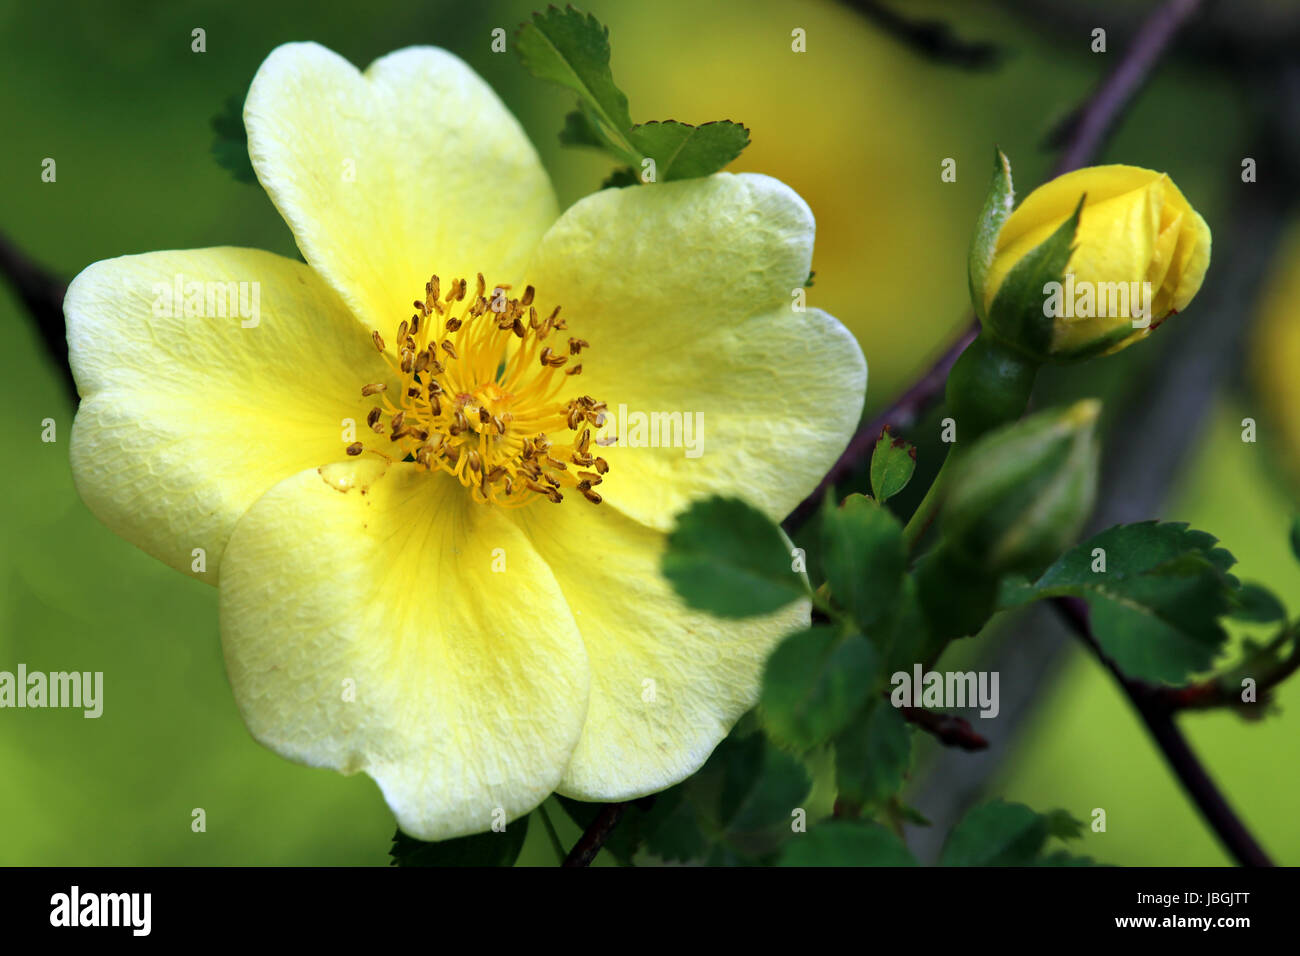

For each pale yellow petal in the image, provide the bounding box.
[218,461,590,841]
[513,499,809,800]
[244,43,557,332]
[66,247,393,582]
[526,174,866,528]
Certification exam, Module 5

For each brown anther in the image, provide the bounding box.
[568,338,589,355]
[371,330,385,352]
[441,341,458,359]
[478,407,492,424]
[594,457,609,474]
[521,285,535,307]
[581,488,603,505]
[539,347,553,367]
[512,317,526,338]
[390,426,410,442]
[361,383,387,396]
[414,350,430,374]
[398,320,409,341]
[367,407,382,428]
[467,450,482,473]
[346,442,364,456]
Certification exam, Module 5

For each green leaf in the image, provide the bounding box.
[1227,582,1287,623]
[640,789,712,863]
[600,166,639,189]
[720,737,812,837]
[985,193,1083,357]
[939,801,1049,867]
[941,802,1092,867]
[558,104,609,149]
[625,120,750,181]
[1291,516,1300,563]
[210,94,256,184]
[1009,522,1238,684]
[833,701,911,807]
[968,147,1014,319]
[869,427,917,503]
[663,496,807,618]
[760,627,878,750]
[821,493,905,631]
[389,818,529,867]
[516,5,635,160]
[781,821,918,866]
[1041,808,1085,840]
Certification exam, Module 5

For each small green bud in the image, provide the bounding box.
[941,400,1101,575]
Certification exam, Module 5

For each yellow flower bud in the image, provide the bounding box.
[984,165,1211,360]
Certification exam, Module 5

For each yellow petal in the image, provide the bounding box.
[526,173,867,528]
[218,461,590,841]
[994,164,1163,253]
[66,247,393,582]
[1168,208,1212,313]
[244,43,557,331]
[513,499,809,800]
[991,177,1161,314]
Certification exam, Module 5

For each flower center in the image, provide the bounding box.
[355,273,608,508]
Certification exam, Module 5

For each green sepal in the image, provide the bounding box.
[968,147,1014,320]
[984,193,1084,359]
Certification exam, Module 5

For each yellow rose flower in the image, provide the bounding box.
[983,164,1211,360]
[63,43,866,840]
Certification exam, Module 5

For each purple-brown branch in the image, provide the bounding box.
[898,705,988,751]
[0,233,73,398]
[561,802,627,867]
[1052,597,1274,867]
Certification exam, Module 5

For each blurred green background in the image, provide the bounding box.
[2,0,1297,864]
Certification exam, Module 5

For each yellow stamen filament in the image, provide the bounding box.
[359,273,609,508]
